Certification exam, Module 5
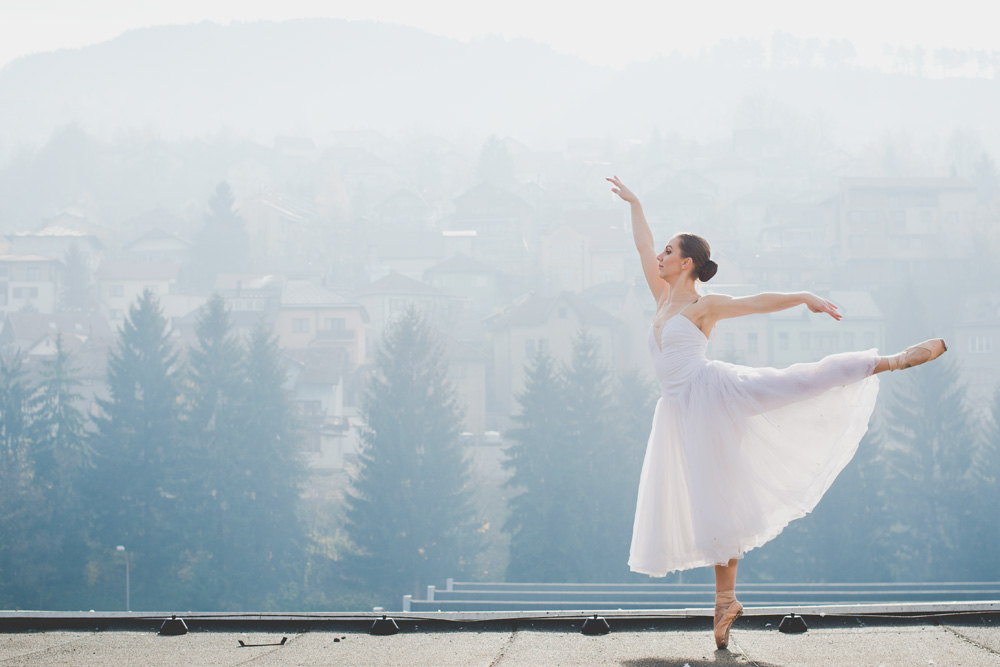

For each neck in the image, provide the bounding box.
[667,278,699,302]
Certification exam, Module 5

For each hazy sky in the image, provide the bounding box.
[1,0,994,71]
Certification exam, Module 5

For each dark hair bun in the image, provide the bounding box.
[698,260,718,282]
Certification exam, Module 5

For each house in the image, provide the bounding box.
[0,255,63,315]
[449,182,533,274]
[0,312,114,417]
[486,291,622,420]
[354,271,451,344]
[276,280,369,366]
[6,226,104,271]
[538,218,629,295]
[953,292,1000,418]
[836,177,979,286]
[769,290,884,367]
[95,260,199,325]
[121,220,191,265]
[423,253,509,315]
[284,347,359,471]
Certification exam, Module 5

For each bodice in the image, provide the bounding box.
[648,315,710,397]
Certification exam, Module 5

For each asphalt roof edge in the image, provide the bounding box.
[2,601,999,630]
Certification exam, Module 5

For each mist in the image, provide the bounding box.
[0,18,998,612]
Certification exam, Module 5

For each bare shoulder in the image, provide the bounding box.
[697,293,733,311]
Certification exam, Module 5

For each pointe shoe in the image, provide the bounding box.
[887,338,947,371]
[714,590,743,650]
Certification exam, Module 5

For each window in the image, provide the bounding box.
[799,332,810,350]
[292,318,310,333]
[863,332,875,348]
[0,289,6,307]
[748,333,758,353]
[0,267,8,278]
[539,338,550,353]
[144,285,158,295]
[109,285,124,297]
[778,333,789,350]
[525,339,536,358]
[12,287,23,299]
[558,307,568,319]
[324,317,346,332]
[844,332,855,350]
[27,267,40,281]
[27,287,37,298]
[110,309,124,320]
[970,336,994,353]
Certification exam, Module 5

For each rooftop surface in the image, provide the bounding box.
[3,604,999,666]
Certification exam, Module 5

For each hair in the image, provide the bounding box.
[677,233,718,282]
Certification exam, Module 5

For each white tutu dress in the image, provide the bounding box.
[628,314,880,576]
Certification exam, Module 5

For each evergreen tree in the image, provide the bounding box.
[59,244,95,313]
[29,336,92,607]
[877,358,977,580]
[968,386,1000,579]
[0,352,47,607]
[343,309,476,605]
[189,181,250,292]
[86,290,184,609]
[503,349,571,581]
[32,335,91,487]
[227,320,306,608]
[561,330,620,581]
[476,135,514,188]
[504,335,648,583]
[178,294,248,608]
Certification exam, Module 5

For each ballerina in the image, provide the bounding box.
[608,176,946,649]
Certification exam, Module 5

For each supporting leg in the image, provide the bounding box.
[714,559,743,649]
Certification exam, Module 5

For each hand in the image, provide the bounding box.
[804,293,841,321]
[607,176,639,204]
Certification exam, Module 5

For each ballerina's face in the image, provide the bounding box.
[656,235,692,281]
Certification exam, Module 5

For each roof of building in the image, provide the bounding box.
[280,280,360,308]
[123,224,192,250]
[355,271,443,298]
[2,605,998,666]
[0,254,63,263]
[1,312,114,351]
[95,261,181,281]
[424,253,503,277]
[487,292,620,330]
[841,177,976,190]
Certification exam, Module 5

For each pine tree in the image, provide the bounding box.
[59,244,95,313]
[86,289,184,609]
[228,321,306,608]
[29,335,92,607]
[561,329,619,581]
[343,308,476,605]
[0,352,47,607]
[878,358,977,580]
[503,348,571,581]
[967,386,1000,579]
[189,182,250,292]
[179,294,248,608]
[32,335,91,488]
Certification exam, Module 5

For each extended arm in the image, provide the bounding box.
[704,292,841,321]
[607,176,668,302]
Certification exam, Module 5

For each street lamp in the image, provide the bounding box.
[116,545,130,612]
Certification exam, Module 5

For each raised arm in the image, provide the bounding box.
[703,292,841,322]
[607,176,668,302]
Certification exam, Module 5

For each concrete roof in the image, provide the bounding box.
[2,605,999,666]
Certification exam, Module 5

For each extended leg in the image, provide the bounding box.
[872,338,947,375]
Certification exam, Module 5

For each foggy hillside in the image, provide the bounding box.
[1,19,999,152]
